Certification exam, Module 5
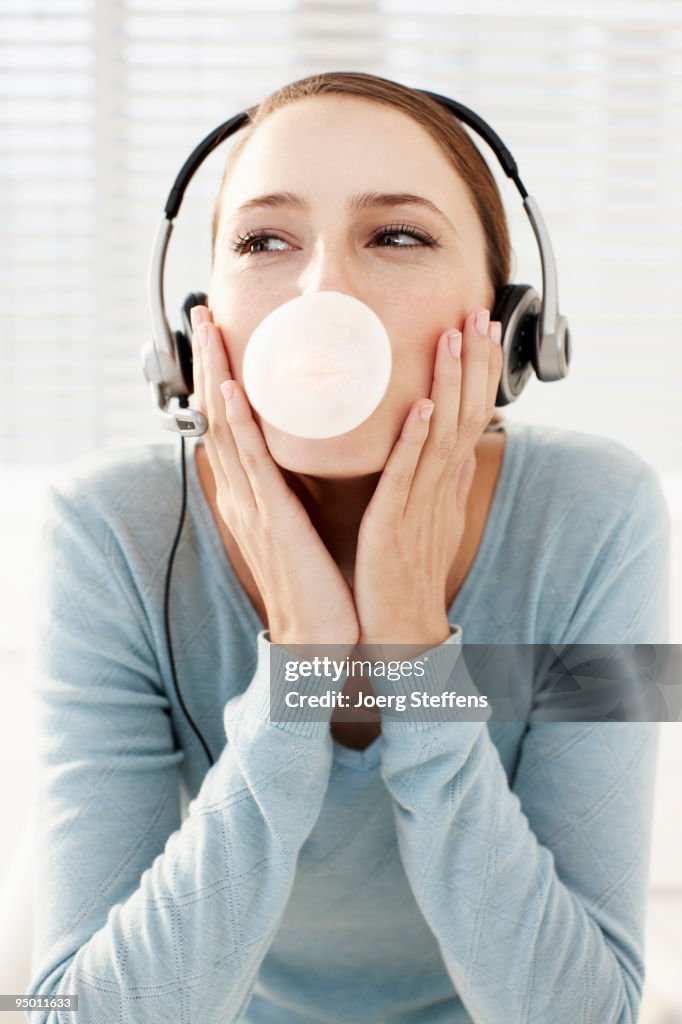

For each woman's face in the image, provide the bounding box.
[208,94,495,477]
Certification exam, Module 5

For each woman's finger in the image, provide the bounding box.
[485,320,504,414]
[409,325,462,504]
[458,308,494,445]
[193,312,255,510]
[189,304,209,411]
[189,308,225,497]
[222,379,303,519]
[456,451,477,511]
[363,398,434,525]
[189,306,222,479]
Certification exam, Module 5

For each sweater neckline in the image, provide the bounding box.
[181,421,523,771]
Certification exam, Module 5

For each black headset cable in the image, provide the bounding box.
[163,420,216,769]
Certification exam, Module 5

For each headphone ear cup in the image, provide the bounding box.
[491,283,541,406]
[179,291,209,394]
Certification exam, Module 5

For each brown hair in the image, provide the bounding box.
[210,71,511,297]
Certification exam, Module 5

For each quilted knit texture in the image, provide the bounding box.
[27,420,670,1023]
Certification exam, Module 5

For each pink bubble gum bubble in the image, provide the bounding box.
[242,291,393,439]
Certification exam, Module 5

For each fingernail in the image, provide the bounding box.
[199,322,211,350]
[447,329,462,358]
[491,321,502,345]
[190,306,202,330]
[220,380,234,401]
[419,401,434,422]
[475,309,490,334]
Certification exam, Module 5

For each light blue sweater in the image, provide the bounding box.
[28,420,670,1023]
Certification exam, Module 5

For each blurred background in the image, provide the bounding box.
[1,0,680,1020]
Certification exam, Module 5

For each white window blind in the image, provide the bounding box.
[1,0,681,656]
[2,0,681,470]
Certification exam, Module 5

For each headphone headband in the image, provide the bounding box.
[164,111,251,220]
[142,82,570,435]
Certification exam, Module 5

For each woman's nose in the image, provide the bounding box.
[297,242,360,298]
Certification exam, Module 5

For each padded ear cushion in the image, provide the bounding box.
[178,291,208,393]
[491,283,540,406]
[175,329,194,395]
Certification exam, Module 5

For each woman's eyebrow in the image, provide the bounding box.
[353,192,456,234]
[228,191,456,234]
[228,191,307,219]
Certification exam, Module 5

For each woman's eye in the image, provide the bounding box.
[231,232,292,256]
[369,225,435,248]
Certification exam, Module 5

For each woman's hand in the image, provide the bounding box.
[352,308,503,649]
[190,305,360,648]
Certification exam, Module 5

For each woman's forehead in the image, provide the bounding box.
[220,98,474,224]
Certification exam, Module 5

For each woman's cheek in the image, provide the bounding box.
[391,340,436,396]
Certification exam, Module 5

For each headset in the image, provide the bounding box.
[142,79,572,768]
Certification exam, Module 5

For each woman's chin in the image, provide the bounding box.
[261,422,385,478]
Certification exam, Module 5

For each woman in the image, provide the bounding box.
[29,73,669,1023]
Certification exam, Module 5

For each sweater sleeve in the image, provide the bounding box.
[27,483,342,1024]
[376,465,670,1023]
